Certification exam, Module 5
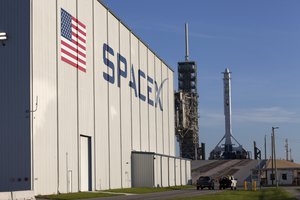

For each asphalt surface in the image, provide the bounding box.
[86,188,222,200]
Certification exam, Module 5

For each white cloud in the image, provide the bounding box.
[201,111,224,127]
[234,107,300,124]
[201,107,300,127]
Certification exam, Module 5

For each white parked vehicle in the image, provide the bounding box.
[229,176,237,190]
[219,175,237,190]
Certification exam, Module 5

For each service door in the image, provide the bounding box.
[80,136,91,191]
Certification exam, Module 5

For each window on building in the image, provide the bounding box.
[282,174,287,180]
[270,173,275,180]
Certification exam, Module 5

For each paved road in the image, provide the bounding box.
[283,187,300,200]
[86,188,222,200]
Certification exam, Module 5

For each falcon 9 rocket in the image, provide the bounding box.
[209,68,248,160]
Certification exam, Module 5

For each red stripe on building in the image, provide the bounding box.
[61,56,77,68]
[61,56,86,73]
[61,40,86,58]
[61,48,86,65]
[72,40,86,51]
[72,32,86,43]
[72,24,86,36]
[72,17,86,29]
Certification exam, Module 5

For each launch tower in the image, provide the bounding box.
[175,24,203,160]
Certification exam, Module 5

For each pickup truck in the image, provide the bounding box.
[196,176,215,190]
[219,176,237,190]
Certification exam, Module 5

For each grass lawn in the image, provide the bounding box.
[173,188,296,200]
[36,186,194,199]
[36,192,121,200]
[105,185,194,194]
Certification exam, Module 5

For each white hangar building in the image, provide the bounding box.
[0,0,191,197]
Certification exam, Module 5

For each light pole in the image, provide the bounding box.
[264,135,267,160]
[272,127,279,188]
[264,134,267,186]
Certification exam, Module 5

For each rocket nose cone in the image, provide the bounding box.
[225,68,230,73]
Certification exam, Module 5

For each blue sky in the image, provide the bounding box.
[102,0,300,162]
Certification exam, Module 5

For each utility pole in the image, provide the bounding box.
[272,127,279,188]
[264,134,267,185]
[285,139,289,161]
[264,135,267,160]
[271,132,274,186]
[290,148,293,162]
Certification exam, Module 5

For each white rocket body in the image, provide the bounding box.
[209,68,248,159]
[223,68,232,145]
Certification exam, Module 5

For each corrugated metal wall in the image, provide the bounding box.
[186,160,192,184]
[169,158,175,186]
[119,22,132,189]
[175,159,181,185]
[0,0,31,192]
[161,157,169,187]
[155,58,163,154]
[107,11,122,189]
[32,0,58,195]
[148,51,156,153]
[181,160,187,185]
[1,0,179,195]
[154,155,162,187]
[94,2,109,191]
[133,152,191,188]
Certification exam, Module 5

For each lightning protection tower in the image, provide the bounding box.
[175,23,202,160]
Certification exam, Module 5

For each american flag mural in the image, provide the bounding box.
[61,8,87,72]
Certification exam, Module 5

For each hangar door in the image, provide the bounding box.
[80,136,92,191]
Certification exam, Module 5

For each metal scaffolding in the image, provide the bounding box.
[174,23,203,160]
[175,92,201,160]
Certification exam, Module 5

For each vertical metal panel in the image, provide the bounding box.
[0,0,31,192]
[175,159,181,186]
[57,0,78,193]
[77,0,94,138]
[168,158,175,186]
[107,12,121,189]
[131,153,154,187]
[186,160,191,184]
[161,156,169,187]
[181,160,187,185]
[154,155,161,187]
[162,63,169,155]
[147,51,156,152]
[168,69,175,156]
[130,34,140,151]
[77,0,94,191]
[139,43,149,151]
[94,1,109,190]
[119,23,132,188]
[32,0,58,195]
[155,58,163,154]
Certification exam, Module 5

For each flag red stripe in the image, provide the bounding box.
[61,56,77,68]
[72,24,86,36]
[61,56,86,72]
[61,48,86,65]
[72,40,86,51]
[78,65,87,72]
[72,32,86,43]
[61,40,86,58]
[72,17,86,29]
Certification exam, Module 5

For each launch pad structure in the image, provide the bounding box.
[175,24,203,160]
[209,68,248,160]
